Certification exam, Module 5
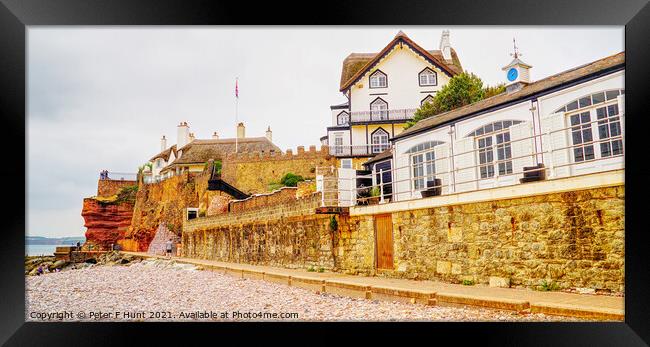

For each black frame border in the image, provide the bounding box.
[1,0,649,345]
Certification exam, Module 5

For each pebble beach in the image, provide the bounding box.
[26,259,585,322]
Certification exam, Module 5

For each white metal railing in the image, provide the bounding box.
[329,144,391,157]
[100,171,137,181]
[317,113,625,207]
[349,108,417,123]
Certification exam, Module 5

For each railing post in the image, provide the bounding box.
[546,130,555,178]
[379,169,385,204]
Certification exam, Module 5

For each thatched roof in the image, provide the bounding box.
[150,145,177,162]
[394,52,625,141]
[339,31,463,91]
[167,137,281,167]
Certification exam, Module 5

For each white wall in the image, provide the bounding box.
[389,69,625,202]
[349,46,451,113]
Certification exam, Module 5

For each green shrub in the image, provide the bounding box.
[115,185,138,203]
[307,265,316,272]
[329,216,338,232]
[280,173,305,187]
[538,280,561,291]
[370,186,381,197]
[462,279,475,286]
[317,267,325,273]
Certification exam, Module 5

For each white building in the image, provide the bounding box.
[324,30,463,168]
[144,122,280,183]
[356,51,624,204]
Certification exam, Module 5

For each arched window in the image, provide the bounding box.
[370,98,389,120]
[371,128,389,154]
[369,70,387,88]
[337,111,350,125]
[406,141,444,191]
[421,95,435,106]
[419,68,437,86]
[556,89,624,162]
[467,120,523,179]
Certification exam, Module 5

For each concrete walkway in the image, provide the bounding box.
[123,252,624,320]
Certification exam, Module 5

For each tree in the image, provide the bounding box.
[405,72,506,129]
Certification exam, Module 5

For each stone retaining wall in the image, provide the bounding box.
[97,179,137,197]
[182,183,625,292]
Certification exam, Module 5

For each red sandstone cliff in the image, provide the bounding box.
[81,198,134,250]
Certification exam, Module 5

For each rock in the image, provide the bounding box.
[576,287,596,294]
[489,276,511,288]
[81,198,134,250]
[49,260,68,271]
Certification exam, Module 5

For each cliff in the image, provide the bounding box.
[121,173,201,251]
[81,197,134,249]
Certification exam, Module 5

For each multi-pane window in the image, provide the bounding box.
[596,104,623,157]
[370,98,388,120]
[334,135,344,155]
[421,95,435,106]
[469,120,522,179]
[563,90,624,163]
[371,128,389,154]
[406,141,444,191]
[369,70,387,88]
[570,111,595,162]
[337,111,350,125]
[412,151,435,190]
[419,68,437,86]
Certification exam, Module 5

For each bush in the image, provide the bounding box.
[538,280,561,291]
[307,265,316,272]
[329,216,338,232]
[280,173,305,187]
[317,267,325,273]
[115,185,138,203]
[462,279,475,286]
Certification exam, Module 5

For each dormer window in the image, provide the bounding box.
[369,70,387,88]
[370,98,389,120]
[419,68,437,86]
[421,95,435,106]
[337,111,350,125]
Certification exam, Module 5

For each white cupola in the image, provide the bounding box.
[502,38,532,93]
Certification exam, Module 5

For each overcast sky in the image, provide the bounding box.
[27,26,623,238]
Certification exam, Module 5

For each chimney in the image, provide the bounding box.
[439,30,452,61]
[160,135,167,152]
[189,132,195,142]
[212,131,219,139]
[265,126,272,142]
[177,121,190,149]
[237,122,245,139]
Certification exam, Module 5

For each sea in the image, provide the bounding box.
[25,244,58,256]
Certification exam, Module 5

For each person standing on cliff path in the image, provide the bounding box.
[165,239,173,259]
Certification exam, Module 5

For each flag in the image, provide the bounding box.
[235,79,239,98]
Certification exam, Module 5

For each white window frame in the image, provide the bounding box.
[369,70,387,88]
[337,111,350,125]
[371,128,390,154]
[340,158,352,169]
[421,95,435,106]
[370,98,389,120]
[567,99,623,163]
[468,121,522,180]
[419,68,437,86]
[334,134,344,155]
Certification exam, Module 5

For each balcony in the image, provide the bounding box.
[329,144,391,157]
[349,108,417,124]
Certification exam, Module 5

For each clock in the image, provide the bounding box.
[507,68,518,82]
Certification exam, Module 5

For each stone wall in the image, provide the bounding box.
[220,145,336,194]
[182,193,337,269]
[229,187,297,213]
[182,182,624,292]
[347,185,625,292]
[97,179,137,197]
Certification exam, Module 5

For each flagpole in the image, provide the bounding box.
[235,77,239,153]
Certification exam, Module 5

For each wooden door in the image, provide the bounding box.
[374,214,394,270]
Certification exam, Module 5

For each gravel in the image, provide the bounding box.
[26,259,585,322]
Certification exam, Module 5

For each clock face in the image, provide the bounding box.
[507,68,518,82]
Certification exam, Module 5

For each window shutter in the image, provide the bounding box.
[434,143,450,194]
[453,136,477,192]
[508,121,535,178]
[540,112,570,178]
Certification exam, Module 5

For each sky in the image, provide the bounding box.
[27,26,623,237]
